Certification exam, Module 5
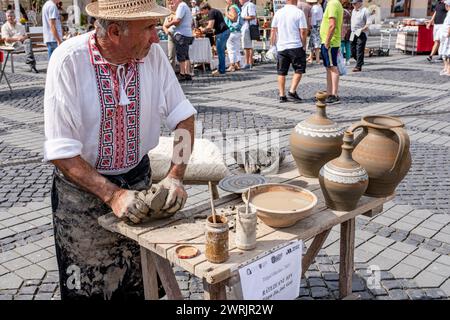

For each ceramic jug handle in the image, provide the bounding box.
[347,121,367,147]
[390,127,410,173]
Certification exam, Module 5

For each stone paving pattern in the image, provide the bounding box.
[0,43,449,300]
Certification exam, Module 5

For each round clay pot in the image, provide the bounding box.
[289,91,344,177]
[319,131,369,211]
[348,115,411,197]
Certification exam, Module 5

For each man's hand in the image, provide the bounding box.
[109,189,150,224]
[324,41,330,49]
[158,176,187,214]
[426,22,431,29]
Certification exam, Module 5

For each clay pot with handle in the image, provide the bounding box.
[289,91,344,177]
[348,115,411,197]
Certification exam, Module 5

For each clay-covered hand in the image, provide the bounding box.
[158,176,188,214]
[137,185,171,219]
[109,189,150,224]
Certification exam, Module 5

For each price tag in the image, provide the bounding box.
[238,240,302,300]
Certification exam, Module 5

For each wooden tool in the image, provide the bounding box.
[208,181,217,223]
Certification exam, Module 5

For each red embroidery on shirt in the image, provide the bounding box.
[88,33,142,172]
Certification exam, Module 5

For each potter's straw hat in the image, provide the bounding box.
[86,0,171,20]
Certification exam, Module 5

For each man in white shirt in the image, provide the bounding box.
[350,0,370,72]
[164,0,194,81]
[239,0,257,69]
[1,10,38,73]
[270,0,308,103]
[42,0,63,58]
[44,0,196,299]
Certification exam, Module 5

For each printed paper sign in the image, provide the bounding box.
[238,240,302,300]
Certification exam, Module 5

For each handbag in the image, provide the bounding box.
[337,50,347,76]
[249,24,260,41]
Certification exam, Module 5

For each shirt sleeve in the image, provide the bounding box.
[49,4,59,20]
[154,46,197,130]
[299,11,307,29]
[1,25,8,39]
[249,3,257,16]
[271,13,278,28]
[175,4,185,20]
[44,54,83,161]
[328,2,339,20]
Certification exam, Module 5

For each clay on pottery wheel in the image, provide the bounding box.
[290,91,344,177]
[348,115,411,197]
[319,131,369,211]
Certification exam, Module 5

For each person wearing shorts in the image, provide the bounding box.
[271,0,308,103]
[320,0,343,104]
[164,0,194,81]
[427,0,448,61]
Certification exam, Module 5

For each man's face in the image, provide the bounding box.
[200,8,208,15]
[353,2,362,9]
[119,19,160,60]
[6,13,15,24]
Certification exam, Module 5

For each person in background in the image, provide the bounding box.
[350,0,370,72]
[271,0,308,103]
[224,0,242,71]
[200,2,230,76]
[1,10,39,73]
[307,0,323,64]
[42,0,63,59]
[438,0,450,75]
[191,0,201,28]
[164,0,194,81]
[163,1,177,72]
[239,0,257,69]
[298,0,312,30]
[427,0,448,62]
[320,0,343,104]
[341,1,351,66]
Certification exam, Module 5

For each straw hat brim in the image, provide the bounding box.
[86,2,171,20]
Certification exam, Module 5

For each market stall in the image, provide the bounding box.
[395,19,434,54]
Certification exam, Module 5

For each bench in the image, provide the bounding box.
[0,31,47,73]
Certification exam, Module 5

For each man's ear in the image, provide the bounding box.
[107,23,122,44]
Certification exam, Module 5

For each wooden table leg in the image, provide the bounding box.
[140,246,159,300]
[339,218,355,299]
[302,229,331,277]
[149,251,183,300]
[203,279,227,300]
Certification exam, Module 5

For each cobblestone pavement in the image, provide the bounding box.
[0,44,449,300]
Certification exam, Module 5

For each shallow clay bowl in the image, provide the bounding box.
[242,183,318,228]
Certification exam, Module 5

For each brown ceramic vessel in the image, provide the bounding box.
[348,115,411,197]
[319,131,369,211]
[289,91,344,177]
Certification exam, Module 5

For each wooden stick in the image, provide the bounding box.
[208,181,217,223]
[246,188,251,215]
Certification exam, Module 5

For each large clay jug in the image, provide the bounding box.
[348,115,411,197]
[290,91,344,177]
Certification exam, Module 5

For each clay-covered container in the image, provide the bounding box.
[290,91,344,177]
[348,115,411,197]
[319,131,369,211]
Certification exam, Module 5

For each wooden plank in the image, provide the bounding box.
[302,228,332,277]
[363,204,384,218]
[140,246,159,300]
[203,278,227,300]
[339,218,355,299]
[150,251,183,300]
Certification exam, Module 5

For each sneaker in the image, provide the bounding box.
[279,96,288,103]
[287,91,302,102]
[30,65,39,73]
[177,73,187,81]
[352,67,361,72]
[184,74,192,81]
[325,95,341,105]
[426,56,433,62]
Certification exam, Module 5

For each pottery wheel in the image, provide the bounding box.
[218,174,267,194]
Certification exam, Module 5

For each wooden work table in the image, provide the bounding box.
[98,159,393,300]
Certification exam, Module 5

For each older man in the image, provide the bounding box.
[164,0,194,81]
[350,0,370,72]
[44,0,196,299]
[320,0,343,104]
[1,10,38,73]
